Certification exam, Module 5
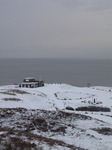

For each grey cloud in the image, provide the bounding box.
[88,0,112,11]
[58,0,112,11]
[0,0,112,58]
[60,0,87,7]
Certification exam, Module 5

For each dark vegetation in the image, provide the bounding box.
[0,107,111,149]
[0,91,16,96]
[8,89,29,94]
[66,106,74,111]
[0,127,86,150]
[93,127,112,135]
[2,98,22,101]
[0,89,29,96]
[0,108,91,149]
[76,106,110,112]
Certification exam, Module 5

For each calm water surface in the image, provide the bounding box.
[0,58,112,87]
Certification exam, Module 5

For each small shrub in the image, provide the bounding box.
[66,106,74,111]
[93,127,112,135]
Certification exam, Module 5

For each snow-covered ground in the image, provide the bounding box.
[0,83,112,110]
[0,83,112,150]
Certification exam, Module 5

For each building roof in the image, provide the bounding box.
[24,77,35,80]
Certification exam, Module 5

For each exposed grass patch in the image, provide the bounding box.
[8,89,29,94]
[2,98,22,102]
[0,91,16,96]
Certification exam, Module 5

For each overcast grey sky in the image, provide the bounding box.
[0,0,112,58]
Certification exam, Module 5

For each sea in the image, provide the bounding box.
[0,58,112,87]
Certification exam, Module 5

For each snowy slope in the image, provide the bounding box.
[0,84,112,109]
[0,83,112,150]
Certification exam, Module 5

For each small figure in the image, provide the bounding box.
[87,83,91,88]
[94,98,96,103]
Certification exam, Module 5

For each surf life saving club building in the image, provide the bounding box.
[19,77,44,88]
